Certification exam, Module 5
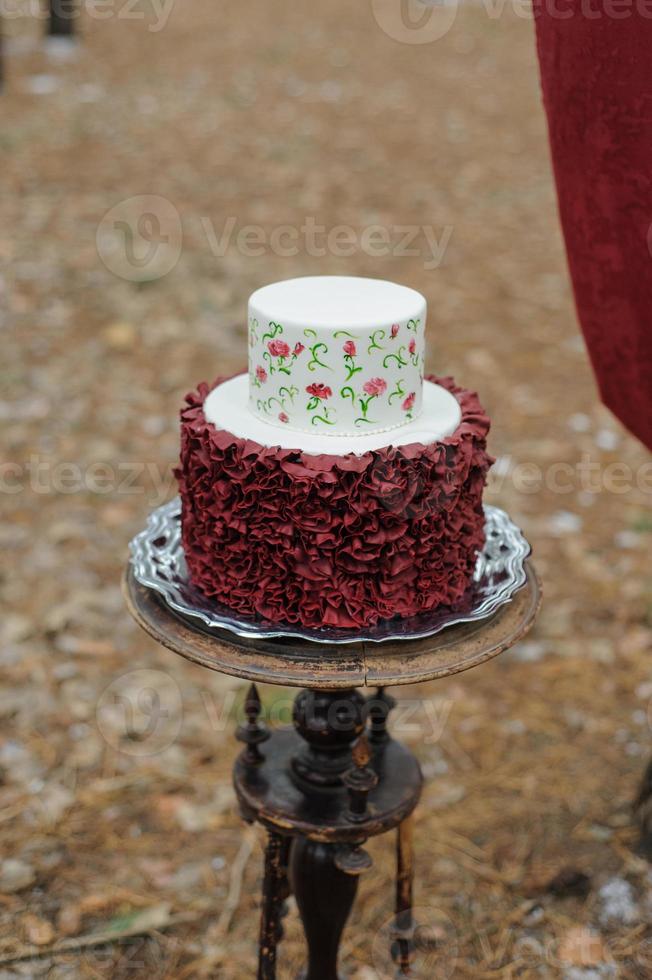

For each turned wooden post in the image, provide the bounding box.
[290,838,359,980]
[393,816,415,975]
[236,683,270,766]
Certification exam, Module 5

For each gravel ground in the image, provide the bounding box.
[1,2,652,977]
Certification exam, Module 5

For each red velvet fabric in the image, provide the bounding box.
[534,5,652,450]
[175,376,492,629]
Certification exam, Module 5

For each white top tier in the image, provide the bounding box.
[247,276,426,436]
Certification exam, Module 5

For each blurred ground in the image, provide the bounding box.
[1,2,652,977]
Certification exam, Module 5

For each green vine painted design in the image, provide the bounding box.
[256,396,276,415]
[303,328,317,339]
[266,396,287,413]
[262,350,275,376]
[311,408,336,427]
[388,379,406,404]
[276,358,293,376]
[367,329,385,354]
[340,385,355,404]
[383,346,407,369]
[407,318,420,332]
[354,392,379,426]
[307,342,331,372]
[262,321,283,344]
[279,385,298,404]
[333,329,355,338]
[343,353,361,381]
[249,317,259,347]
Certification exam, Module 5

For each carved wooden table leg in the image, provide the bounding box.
[634,757,652,858]
[392,816,415,976]
[258,832,290,980]
[277,835,292,938]
[290,838,360,980]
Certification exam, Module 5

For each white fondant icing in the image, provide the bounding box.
[204,374,461,456]
[248,276,426,436]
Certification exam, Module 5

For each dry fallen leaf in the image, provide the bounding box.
[558,927,612,968]
[56,903,82,938]
[0,859,36,894]
[22,914,55,947]
[102,321,138,351]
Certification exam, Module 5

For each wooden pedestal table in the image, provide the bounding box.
[123,562,541,980]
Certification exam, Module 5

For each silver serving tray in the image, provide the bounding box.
[129,499,530,645]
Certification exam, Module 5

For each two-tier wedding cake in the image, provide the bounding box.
[176,276,493,629]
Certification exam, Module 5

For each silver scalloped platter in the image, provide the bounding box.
[129,498,531,645]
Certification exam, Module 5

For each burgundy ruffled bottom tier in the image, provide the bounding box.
[175,375,493,630]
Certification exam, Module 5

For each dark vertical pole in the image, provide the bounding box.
[392,816,415,976]
[48,0,76,38]
[367,687,396,744]
[635,759,652,858]
[257,832,289,980]
[290,838,359,980]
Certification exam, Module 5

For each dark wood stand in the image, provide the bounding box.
[124,563,540,979]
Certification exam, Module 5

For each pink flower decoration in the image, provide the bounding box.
[408,338,416,355]
[402,392,415,411]
[343,340,357,356]
[363,377,387,397]
[293,342,305,356]
[268,339,291,358]
[391,324,399,338]
[278,411,289,423]
[306,383,332,400]
[255,366,267,383]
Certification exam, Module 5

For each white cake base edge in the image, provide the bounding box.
[203,374,462,456]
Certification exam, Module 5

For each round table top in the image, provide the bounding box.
[233,728,422,842]
[123,561,541,689]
